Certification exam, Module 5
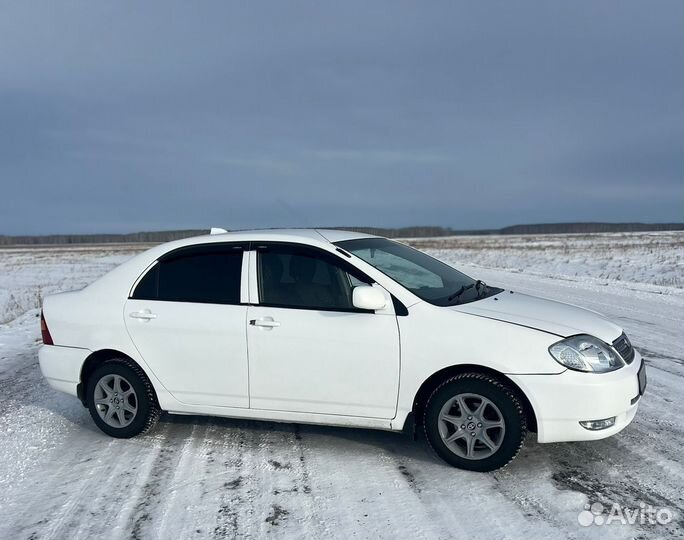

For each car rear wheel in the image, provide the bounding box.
[86,360,160,438]
[424,373,527,471]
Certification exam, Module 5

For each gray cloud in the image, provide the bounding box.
[0,1,682,234]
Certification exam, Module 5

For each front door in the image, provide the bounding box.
[247,243,400,419]
[124,243,249,408]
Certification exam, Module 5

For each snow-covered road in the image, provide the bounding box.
[0,236,681,539]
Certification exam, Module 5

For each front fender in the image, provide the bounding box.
[394,302,563,426]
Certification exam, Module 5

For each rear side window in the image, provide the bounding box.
[132,244,243,305]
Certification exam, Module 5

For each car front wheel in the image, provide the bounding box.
[86,360,160,438]
[424,373,527,472]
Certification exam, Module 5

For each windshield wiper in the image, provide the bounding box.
[447,280,487,304]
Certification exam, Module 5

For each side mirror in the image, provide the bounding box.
[352,285,387,311]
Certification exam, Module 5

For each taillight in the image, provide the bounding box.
[40,310,54,345]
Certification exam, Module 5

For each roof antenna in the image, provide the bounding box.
[210,227,228,235]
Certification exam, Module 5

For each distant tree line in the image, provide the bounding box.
[0,230,205,246]
[334,226,459,238]
[496,222,684,235]
[0,222,682,246]
[336,222,684,238]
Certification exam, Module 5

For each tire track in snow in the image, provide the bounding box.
[29,423,177,540]
[211,422,249,540]
[153,419,216,539]
[122,418,196,540]
[41,439,137,540]
[289,426,446,539]
[383,439,566,539]
[230,420,318,539]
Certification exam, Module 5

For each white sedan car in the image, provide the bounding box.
[39,229,646,471]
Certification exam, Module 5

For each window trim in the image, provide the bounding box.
[240,249,251,304]
[129,242,247,306]
[254,242,376,313]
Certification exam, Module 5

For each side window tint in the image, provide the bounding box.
[132,246,243,305]
[259,246,367,310]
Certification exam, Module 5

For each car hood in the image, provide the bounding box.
[450,291,623,343]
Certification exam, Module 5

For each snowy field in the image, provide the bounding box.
[0,232,682,539]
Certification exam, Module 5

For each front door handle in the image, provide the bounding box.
[249,318,280,328]
[129,310,157,320]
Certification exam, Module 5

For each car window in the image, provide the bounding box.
[335,238,502,306]
[258,245,369,311]
[348,247,443,289]
[132,244,243,305]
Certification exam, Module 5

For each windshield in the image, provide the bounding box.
[335,238,502,306]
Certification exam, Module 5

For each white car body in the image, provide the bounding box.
[39,229,644,445]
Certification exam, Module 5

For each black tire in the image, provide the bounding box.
[423,373,527,472]
[86,359,160,438]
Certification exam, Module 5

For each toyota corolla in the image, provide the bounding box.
[38,228,646,471]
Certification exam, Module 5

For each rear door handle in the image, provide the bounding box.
[249,318,280,328]
[129,311,157,320]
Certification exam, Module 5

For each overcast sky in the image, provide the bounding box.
[1,2,682,234]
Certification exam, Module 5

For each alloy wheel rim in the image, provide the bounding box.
[437,393,506,460]
[94,374,138,428]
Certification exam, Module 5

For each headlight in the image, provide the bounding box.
[549,335,625,373]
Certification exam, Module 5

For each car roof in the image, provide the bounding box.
[116,229,380,272]
[187,228,379,245]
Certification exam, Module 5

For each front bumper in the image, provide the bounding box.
[509,351,644,443]
[38,344,90,397]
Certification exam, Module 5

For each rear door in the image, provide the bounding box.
[124,242,249,408]
[246,243,401,419]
